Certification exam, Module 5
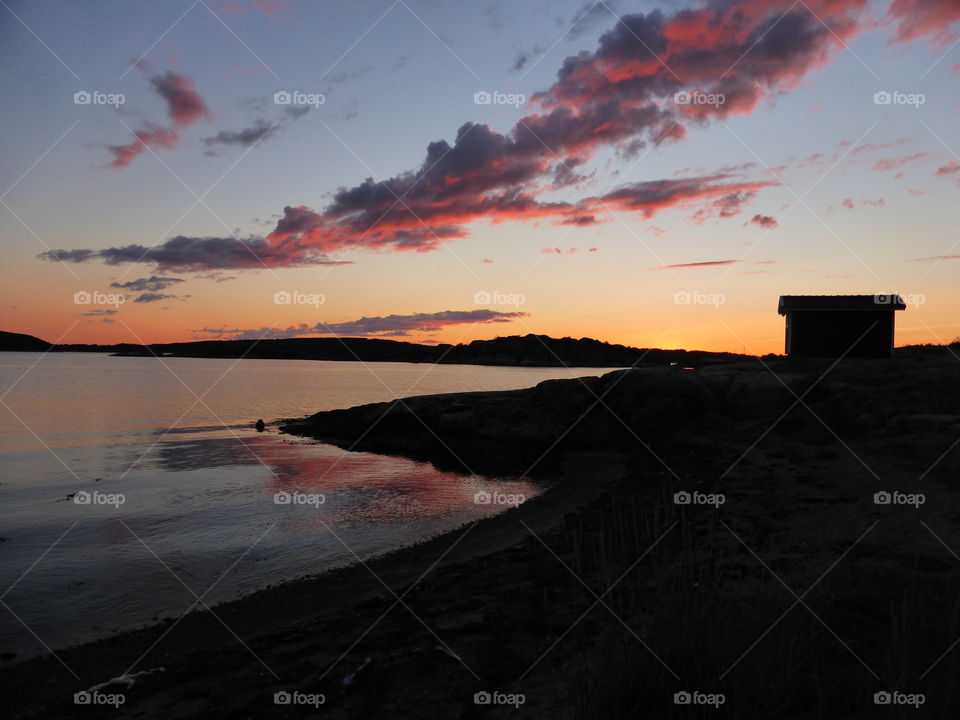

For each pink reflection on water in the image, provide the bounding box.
[154,432,541,526]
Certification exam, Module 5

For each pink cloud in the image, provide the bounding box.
[194,309,529,339]
[649,259,739,271]
[886,0,960,48]
[55,0,960,269]
[839,197,885,210]
[107,71,209,168]
[872,153,934,173]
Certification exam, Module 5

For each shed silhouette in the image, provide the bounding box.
[778,295,906,358]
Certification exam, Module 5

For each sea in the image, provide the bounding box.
[0,352,620,657]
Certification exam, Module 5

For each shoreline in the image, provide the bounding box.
[3,446,625,718]
[6,352,960,717]
[0,331,750,369]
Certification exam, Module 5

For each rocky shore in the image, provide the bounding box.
[6,349,960,718]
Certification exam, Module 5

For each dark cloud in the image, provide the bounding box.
[552,157,592,188]
[315,309,529,337]
[748,214,778,229]
[690,190,759,223]
[596,175,774,219]
[151,71,210,127]
[260,0,868,256]
[193,271,237,283]
[650,259,738,270]
[284,105,310,120]
[204,120,276,148]
[40,235,346,272]
[57,1,952,269]
[43,171,773,271]
[564,1,617,41]
[110,276,185,292]
[511,44,542,72]
[134,292,178,303]
[561,215,598,226]
[203,105,309,150]
[44,248,97,263]
[194,309,529,339]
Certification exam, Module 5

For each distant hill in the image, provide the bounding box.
[439,335,736,366]
[111,337,442,363]
[0,331,51,352]
[0,331,747,367]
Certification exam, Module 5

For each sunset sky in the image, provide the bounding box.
[1,0,959,354]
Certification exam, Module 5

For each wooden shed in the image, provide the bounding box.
[778,295,906,358]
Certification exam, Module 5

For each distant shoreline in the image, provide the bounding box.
[0,331,749,369]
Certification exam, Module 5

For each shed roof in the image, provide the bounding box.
[778,294,906,315]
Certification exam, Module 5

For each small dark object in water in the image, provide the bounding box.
[255,419,265,432]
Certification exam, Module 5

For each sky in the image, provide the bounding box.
[1,0,959,354]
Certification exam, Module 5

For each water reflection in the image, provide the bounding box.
[1,432,542,657]
[150,431,539,526]
[0,354,583,657]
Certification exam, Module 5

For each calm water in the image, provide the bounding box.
[0,352,620,657]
